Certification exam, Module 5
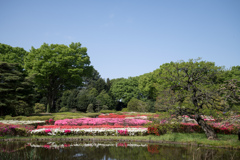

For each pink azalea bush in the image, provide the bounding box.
[54,118,151,126]
[64,129,71,135]
[44,129,51,134]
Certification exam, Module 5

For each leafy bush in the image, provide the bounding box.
[21,116,53,121]
[121,108,128,112]
[15,128,28,136]
[4,115,13,120]
[87,104,94,113]
[147,123,180,136]
[59,107,69,112]
[127,98,148,112]
[53,116,70,120]
[34,103,45,114]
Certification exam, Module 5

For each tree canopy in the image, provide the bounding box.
[155,59,240,139]
[24,42,93,111]
[0,62,34,116]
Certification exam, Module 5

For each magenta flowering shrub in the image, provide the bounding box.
[0,123,34,137]
[44,129,51,134]
[54,118,151,126]
[118,129,128,136]
[64,130,71,135]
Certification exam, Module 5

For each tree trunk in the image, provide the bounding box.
[195,115,217,140]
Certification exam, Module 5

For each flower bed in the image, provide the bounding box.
[0,123,34,137]
[30,128,148,136]
[54,118,151,126]
[147,123,240,136]
[37,125,146,129]
[0,120,45,125]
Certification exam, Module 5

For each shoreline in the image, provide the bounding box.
[1,136,240,150]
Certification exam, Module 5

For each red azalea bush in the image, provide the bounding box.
[45,119,55,125]
[147,123,240,136]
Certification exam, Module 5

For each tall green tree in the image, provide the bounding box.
[110,77,140,105]
[0,62,34,116]
[127,98,148,112]
[0,43,27,68]
[24,42,93,111]
[156,59,240,139]
[96,90,114,110]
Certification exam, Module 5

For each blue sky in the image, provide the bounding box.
[0,0,239,79]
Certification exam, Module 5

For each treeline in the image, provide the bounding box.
[0,43,240,116]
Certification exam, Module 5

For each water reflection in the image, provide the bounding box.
[0,141,239,160]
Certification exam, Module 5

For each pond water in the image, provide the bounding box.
[0,141,239,160]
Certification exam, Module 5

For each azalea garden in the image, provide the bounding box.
[1,112,240,143]
[1,43,240,155]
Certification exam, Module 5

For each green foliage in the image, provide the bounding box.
[121,108,128,112]
[0,43,27,69]
[76,89,93,112]
[0,62,35,116]
[34,103,45,114]
[127,98,148,112]
[86,104,94,113]
[154,58,240,139]
[24,42,93,111]
[59,107,69,112]
[84,113,100,118]
[4,115,13,120]
[138,72,157,100]
[110,77,140,104]
[15,128,28,136]
[96,90,114,110]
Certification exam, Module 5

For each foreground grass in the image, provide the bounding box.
[1,133,240,149]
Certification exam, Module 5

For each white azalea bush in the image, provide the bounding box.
[30,128,148,136]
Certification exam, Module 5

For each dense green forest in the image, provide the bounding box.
[0,43,240,117]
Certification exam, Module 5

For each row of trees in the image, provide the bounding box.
[0,43,93,115]
[1,43,240,139]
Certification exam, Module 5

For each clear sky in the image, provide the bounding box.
[0,0,239,79]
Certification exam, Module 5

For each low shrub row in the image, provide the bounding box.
[0,123,35,137]
[30,128,148,136]
[147,123,240,136]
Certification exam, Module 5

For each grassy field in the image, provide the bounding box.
[1,112,101,121]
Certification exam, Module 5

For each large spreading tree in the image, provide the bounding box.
[156,59,240,139]
[24,42,93,112]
